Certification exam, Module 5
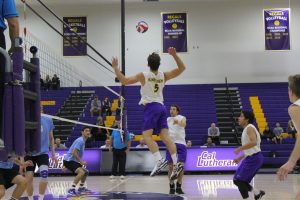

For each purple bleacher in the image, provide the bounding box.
[41,88,72,115]
[60,82,294,150]
[236,82,290,130]
[64,85,217,147]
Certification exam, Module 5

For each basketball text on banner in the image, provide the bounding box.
[161,12,188,53]
[63,16,87,56]
[264,8,290,51]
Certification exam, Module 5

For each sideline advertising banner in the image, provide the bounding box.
[185,148,241,171]
[48,149,101,173]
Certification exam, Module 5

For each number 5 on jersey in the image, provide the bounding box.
[154,83,159,93]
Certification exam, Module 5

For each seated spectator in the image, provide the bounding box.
[45,75,52,90]
[272,122,284,144]
[90,95,101,117]
[51,74,60,90]
[208,123,220,145]
[54,138,67,149]
[102,97,112,116]
[100,139,111,149]
[40,76,45,90]
[116,96,123,116]
[136,138,148,148]
[186,140,192,148]
[262,125,274,142]
[204,137,216,147]
[91,116,108,141]
[287,120,297,139]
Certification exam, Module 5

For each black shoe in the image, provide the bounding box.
[170,162,184,181]
[169,184,175,194]
[176,187,185,194]
[254,190,265,200]
[169,188,175,194]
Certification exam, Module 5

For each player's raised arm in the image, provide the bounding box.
[111,57,145,85]
[164,47,186,82]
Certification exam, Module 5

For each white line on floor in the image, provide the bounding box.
[105,177,132,192]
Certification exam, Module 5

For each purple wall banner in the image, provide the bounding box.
[48,149,101,173]
[162,12,188,53]
[264,9,290,50]
[185,148,242,171]
[63,16,87,56]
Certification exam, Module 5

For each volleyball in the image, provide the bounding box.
[136,21,149,33]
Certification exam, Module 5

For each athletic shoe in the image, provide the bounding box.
[169,188,175,194]
[120,175,125,180]
[169,184,175,194]
[176,187,185,194]
[67,188,77,196]
[150,158,168,177]
[254,190,266,200]
[170,162,184,181]
[110,175,115,179]
[78,187,92,194]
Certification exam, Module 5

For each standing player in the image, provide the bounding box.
[166,105,187,194]
[111,47,186,180]
[233,110,265,200]
[63,127,91,195]
[277,75,300,199]
[25,106,57,200]
[0,156,33,200]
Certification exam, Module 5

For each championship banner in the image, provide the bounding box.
[63,16,87,56]
[264,9,290,50]
[162,12,188,53]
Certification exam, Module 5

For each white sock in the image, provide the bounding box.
[38,194,45,200]
[153,151,163,162]
[28,196,34,200]
[171,154,178,164]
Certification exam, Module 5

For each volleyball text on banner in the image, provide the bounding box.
[63,16,87,56]
[264,9,290,51]
[162,12,188,53]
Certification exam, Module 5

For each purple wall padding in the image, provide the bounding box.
[11,49,25,156]
[3,76,13,154]
[30,57,41,153]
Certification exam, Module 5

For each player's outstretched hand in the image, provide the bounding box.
[234,147,242,155]
[168,47,177,57]
[81,161,87,166]
[112,57,118,70]
[277,161,295,181]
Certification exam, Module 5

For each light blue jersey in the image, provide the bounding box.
[33,116,54,156]
[0,0,19,29]
[63,137,85,163]
[0,159,14,169]
[111,131,131,149]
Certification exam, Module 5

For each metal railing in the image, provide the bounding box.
[225,77,240,144]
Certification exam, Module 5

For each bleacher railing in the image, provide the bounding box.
[225,77,240,144]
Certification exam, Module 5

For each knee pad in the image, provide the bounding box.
[39,165,49,182]
[82,168,89,176]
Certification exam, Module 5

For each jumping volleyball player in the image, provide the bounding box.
[112,47,186,180]
[277,75,300,200]
[233,110,265,200]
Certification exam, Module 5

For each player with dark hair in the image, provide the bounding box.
[233,110,265,200]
